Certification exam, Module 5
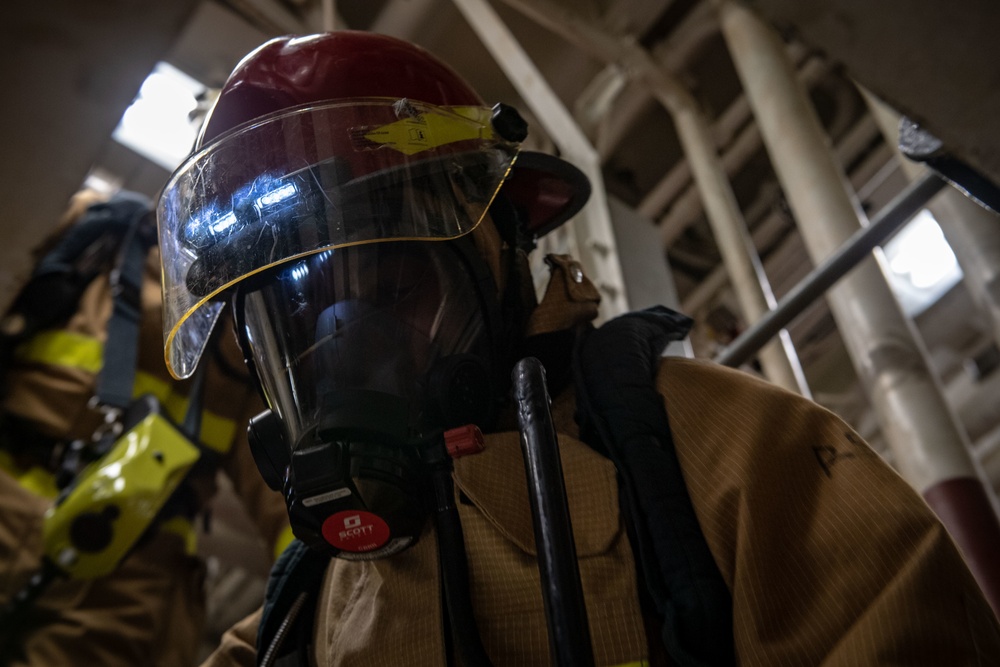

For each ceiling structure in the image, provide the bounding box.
[4,0,1000,657]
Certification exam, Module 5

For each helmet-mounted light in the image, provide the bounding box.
[158,98,522,379]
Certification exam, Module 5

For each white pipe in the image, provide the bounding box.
[640,57,830,221]
[596,2,718,162]
[321,0,336,31]
[451,0,630,320]
[717,0,982,493]
[672,102,810,394]
[864,90,1000,348]
[498,0,809,395]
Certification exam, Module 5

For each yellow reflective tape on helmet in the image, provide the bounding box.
[611,661,649,667]
[0,450,60,499]
[12,329,238,454]
[363,105,494,156]
[14,330,103,374]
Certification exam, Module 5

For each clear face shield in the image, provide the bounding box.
[157,98,519,380]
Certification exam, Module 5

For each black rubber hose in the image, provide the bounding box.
[431,465,494,667]
[0,559,60,665]
[512,357,595,667]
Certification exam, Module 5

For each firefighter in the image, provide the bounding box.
[0,189,291,666]
[153,31,1000,666]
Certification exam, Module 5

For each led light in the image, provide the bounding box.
[211,212,238,234]
[256,183,298,208]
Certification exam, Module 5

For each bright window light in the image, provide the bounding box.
[112,62,205,171]
[882,209,963,316]
[82,167,122,196]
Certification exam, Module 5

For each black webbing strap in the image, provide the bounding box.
[94,196,208,443]
[94,200,156,410]
[0,194,148,395]
[573,306,735,666]
[257,539,329,667]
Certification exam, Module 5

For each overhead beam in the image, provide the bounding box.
[640,57,829,221]
[451,0,631,319]
[501,0,810,394]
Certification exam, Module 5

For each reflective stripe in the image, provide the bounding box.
[612,662,650,667]
[132,372,237,454]
[0,450,60,499]
[13,329,238,453]
[273,524,296,560]
[14,330,103,374]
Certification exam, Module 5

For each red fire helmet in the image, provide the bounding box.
[156,31,589,379]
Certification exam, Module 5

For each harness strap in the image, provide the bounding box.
[96,197,156,410]
[254,306,733,664]
[573,306,735,667]
[257,539,329,667]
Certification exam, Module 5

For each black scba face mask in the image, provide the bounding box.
[236,238,501,559]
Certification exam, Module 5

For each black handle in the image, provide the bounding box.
[512,357,595,667]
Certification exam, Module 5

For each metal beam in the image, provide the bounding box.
[864,89,1000,348]
[715,173,947,368]
[500,0,810,394]
[718,0,1000,614]
[451,0,630,319]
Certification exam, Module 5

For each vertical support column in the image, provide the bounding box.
[452,0,630,320]
[864,91,1000,347]
[669,99,811,396]
[495,0,809,394]
[321,0,337,31]
[717,0,1000,613]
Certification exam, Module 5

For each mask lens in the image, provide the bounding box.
[239,242,492,449]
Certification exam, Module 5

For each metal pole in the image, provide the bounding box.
[321,0,336,31]
[512,358,595,667]
[863,89,1000,348]
[499,0,810,395]
[671,102,810,395]
[716,173,947,368]
[718,0,1000,615]
[452,0,629,321]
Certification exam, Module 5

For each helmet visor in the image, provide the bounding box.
[158,99,518,379]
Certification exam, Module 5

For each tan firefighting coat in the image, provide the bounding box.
[200,257,1000,666]
[0,209,290,666]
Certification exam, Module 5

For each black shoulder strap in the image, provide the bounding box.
[0,193,153,388]
[94,193,158,410]
[257,539,330,667]
[573,306,735,666]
